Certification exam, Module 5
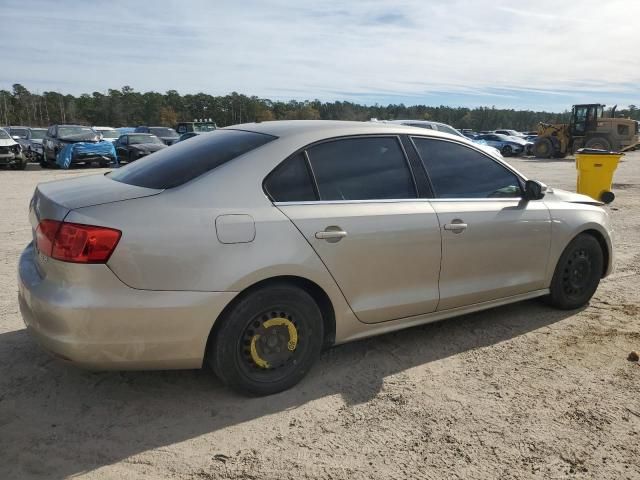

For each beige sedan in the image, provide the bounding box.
[18,121,613,395]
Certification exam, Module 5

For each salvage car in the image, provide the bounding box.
[22,127,47,161]
[42,125,116,168]
[0,128,27,169]
[475,133,526,156]
[114,133,167,163]
[19,121,613,396]
[93,126,119,142]
[134,126,180,145]
[380,120,502,157]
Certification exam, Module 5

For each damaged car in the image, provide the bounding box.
[114,133,167,163]
[0,128,27,169]
[42,125,116,168]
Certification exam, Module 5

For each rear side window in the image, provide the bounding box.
[109,129,276,189]
[264,153,317,202]
[306,137,416,200]
[413,137,522,198]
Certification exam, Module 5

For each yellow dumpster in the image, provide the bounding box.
[575,148,623,203]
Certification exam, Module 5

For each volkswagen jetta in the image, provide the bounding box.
[18,121,613,395]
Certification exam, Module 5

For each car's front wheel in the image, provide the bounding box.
[501,145,513,156]
[546,234,603,310]
[209,283,324,396]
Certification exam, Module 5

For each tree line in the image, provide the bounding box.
[1,84,638,131]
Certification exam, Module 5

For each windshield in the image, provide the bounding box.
[97,129,119,138]
[0,129,10,140]
[129,134,163,145]
[10,128,28,138]
[58,126,95,137]
[29,129,46,139]
[150,127,178,138]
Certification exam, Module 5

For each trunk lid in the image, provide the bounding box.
[30,173,162,228]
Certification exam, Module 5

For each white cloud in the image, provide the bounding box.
[0,0,638,110]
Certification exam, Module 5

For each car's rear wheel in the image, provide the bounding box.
[501,145,513,156]
[209,284,324,396]
[546,234,603,310]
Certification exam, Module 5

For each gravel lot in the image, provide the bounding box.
[1,154,639,480]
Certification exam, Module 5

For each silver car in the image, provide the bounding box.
[18,121,613,395]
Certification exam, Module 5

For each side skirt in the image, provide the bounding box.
[335,289,550,345]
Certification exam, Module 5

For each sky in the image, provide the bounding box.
[0,0,638,112]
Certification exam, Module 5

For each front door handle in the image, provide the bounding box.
[315,227,347,242]
[443,220,468,233]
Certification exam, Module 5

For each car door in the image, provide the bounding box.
[115,135,128,160]
[411,137,551,310]
[267,136,442,324]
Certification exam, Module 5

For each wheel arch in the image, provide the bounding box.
[579,228,610,278]
[203,275,336,366]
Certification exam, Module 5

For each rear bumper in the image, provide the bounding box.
[18,243,236,370]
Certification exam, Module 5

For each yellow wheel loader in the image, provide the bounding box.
[533,104,639,158]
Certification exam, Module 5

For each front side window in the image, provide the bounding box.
[413,138,522,198]
[264,153,317,202]
[306,137,416,201]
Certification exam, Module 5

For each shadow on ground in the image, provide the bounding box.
[0,299,578,479]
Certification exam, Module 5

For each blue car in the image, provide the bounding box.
[475,133,527,156]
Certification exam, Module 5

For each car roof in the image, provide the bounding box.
[93,126,116,130]
[224,119,467,140]
[126,132,155,135]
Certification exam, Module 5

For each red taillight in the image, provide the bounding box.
[35,220,121,263]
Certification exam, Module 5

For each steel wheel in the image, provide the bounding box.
[547,234,603,310]
[210,283,324,396]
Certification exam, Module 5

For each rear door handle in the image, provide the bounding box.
[315,228,347,242]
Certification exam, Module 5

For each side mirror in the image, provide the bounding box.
[523,180,546,200]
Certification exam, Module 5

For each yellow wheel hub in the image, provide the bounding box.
[249,317,298,369]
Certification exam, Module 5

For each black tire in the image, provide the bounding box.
[584,137,612,151]
[533,137,554,158]
[501,145,513,156]
[546,234,603,310]
[209,283,324,396]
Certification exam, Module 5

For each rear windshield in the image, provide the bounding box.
[109,129,276,189]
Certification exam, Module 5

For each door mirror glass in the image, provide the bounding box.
[524,180,546,200]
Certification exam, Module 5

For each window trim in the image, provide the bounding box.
[409,135,526,200]
[263,134,420,204]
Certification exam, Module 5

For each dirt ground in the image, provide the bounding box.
[0,153,639,480]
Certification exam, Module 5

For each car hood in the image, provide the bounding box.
[131,143,166,151]
[59,132,101,143]
[30,139,44,144]
[544,187,603,205]
[0,138,18,147]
